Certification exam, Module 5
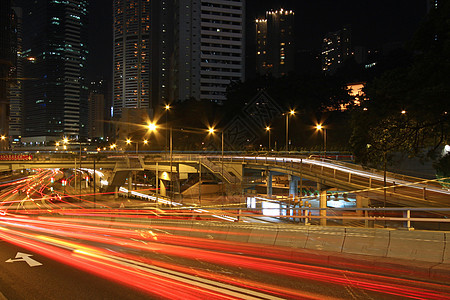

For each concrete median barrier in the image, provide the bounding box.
[343,228,390,257]
[305,227,345,252]
[443,232,450,264]
[387,230,445,263]
[274,226,309,249]
[190,222,230,240]
[248,225,278,245]
[225,224,253,243]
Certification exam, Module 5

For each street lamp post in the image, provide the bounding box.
[165,104,171,152]
[285,110,295,151]
[208,127,224,202]
[0,135,7,151]
[126,138,138,154]
[315,124,327,156]
[265,126,271,151]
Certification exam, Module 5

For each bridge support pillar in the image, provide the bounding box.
[267,171,273,197]
[128,172,132,197]
[160,180,167,197]
[320,190,327,226]
[356,195,372,228]
[288,175,299,198]
[114,186,119,199]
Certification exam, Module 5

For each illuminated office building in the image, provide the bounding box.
[0,0,13,148]
[21,0,89,143]
[9,6,23,144]
[256,8,295,77]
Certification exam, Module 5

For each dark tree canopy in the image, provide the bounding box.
[350,2,450,168]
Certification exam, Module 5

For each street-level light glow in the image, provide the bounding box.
[289,109,295,115]
[148,122,157,131]
[0,136,5,140]
[97,148,101,152]
[316,124,323,130]
[110,144,117,149]
[143,139,148,145]
[445,145,450,154]
[165,104,171,110]
[55,142,60,147]
[266,126,271,131]
[401,110,406,114]
[208,127,215,134]
[63,137,69,144]
[126,139,131,145]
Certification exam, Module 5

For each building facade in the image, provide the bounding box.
[21,0,89,143]
[9,6,23,146]
[321,26,351,74]
[256,8,295,77]
[88,80,106,140]
[113,0,152,119]
[0,0,12,149]
[172,0,245,104]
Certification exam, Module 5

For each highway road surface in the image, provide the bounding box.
[1,212,450,299]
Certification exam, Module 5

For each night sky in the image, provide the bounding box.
[88,0,427,82]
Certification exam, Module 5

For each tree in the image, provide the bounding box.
[350,2,450,172]
[434,153,450,189]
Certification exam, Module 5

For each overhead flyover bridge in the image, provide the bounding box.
[0,152,449,209]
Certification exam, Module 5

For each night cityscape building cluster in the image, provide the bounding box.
[0,0,440,152]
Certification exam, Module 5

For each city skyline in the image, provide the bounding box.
[89,0,427,82]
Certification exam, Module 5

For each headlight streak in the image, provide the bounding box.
[0,215,449,299]
[1,169,450,298]
[0,225,282,300]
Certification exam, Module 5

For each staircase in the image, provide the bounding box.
[201,158,238,184]
[106,156,145,192]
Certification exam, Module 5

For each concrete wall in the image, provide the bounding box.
[57,214,449,264]
[145,221,449,264]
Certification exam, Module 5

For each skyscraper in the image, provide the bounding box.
[0,0,12,149]
[113,0,152,119]
[255,8,295,77]
[9,6,23,146]
[172,0,245,104]
[21,0,89,143]
[321,26,351,74]
[88,80,106,140]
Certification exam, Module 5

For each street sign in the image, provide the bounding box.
[5,252,43,267]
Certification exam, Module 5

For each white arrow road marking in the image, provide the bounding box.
[5,252,43,267]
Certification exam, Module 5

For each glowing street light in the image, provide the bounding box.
[148,122,157,132]
[265,126,271,150]
[285,110,295,151]
[315,124,327,156]
[208,127,224,179]
[126,138,148,154]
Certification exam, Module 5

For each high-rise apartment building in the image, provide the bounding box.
[255,8,294,77]
[172,0,245,104]
[113,0,152,119]
[321,26,351,74]
[21,0,89,143]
